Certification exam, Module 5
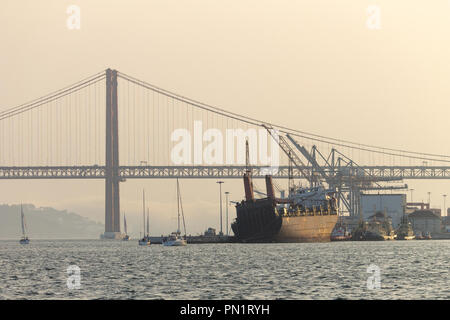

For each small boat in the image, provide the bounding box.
[396,214,415,240]
[352,209,396,241]
[331,216,351,241]
[351,212,368,241]
[415,231,424,240]
[138,236,150,246]
[19,205,30,245]
[162,179,187,247]
[364,218,387,241]
[163,232,187,246]
[331,226,351,241]
[424,232,432,240]
[381,209,396,240]
[122,213,130,241]
[138,190,151,246]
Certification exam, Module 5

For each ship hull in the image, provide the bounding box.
[363,231,386,241]
[331,235,352,241]
[231,199,338,243]
[397,235,415,240]
[274,215,338,242]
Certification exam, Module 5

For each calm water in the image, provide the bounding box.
[0,240,448,300]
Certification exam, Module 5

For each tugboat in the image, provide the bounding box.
[331,216,352,241]
[396,214,415,240]
[352,209,396,241]
[138,190,151,246]
[365,209,396,240]
[19,205,30,245]
[381,210,396,240]
[415,231,424,240]
[351,213,368,241]
[162,179,187,247]
[364,217,387,241]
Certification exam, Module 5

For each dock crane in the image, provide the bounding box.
[261,124,407,216]
[261,124,317,187]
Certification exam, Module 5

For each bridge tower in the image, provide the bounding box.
[103,68,121,239]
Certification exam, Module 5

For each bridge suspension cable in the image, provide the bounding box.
[0,71,105,121]
[1,68,449,167]
[117,71,450,163]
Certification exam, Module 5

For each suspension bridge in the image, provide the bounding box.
[1,68,450,238]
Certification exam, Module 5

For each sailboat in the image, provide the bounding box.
[138,190,151,246]
[19,205,30,245]
[162,179,187,246]
[122,213,130,241]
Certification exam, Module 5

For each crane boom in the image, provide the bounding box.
[262,124,312,185]
[286,134,328,186]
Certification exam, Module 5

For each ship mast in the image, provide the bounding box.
[245,139,251,176]
[243,140,255,202]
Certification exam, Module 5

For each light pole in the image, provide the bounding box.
[409,189,414,202]
[225,192,230,236]
[443,194,447,216]
[217,181,224,236]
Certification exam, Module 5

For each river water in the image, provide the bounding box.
[0,240,448,299]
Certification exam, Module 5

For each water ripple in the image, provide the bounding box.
[0,240,448,299]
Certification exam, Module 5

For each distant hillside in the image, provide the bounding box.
[0,204,103,239]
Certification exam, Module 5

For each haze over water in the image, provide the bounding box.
[0,240,448,300]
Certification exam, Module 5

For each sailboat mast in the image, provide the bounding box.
[177,179,181,233]
[177,179,187,237]
[123,213,127,235]
[21,204,26,237]
[146,208,150,236]
[143,189,146,237]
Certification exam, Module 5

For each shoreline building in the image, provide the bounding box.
[408,210,442,236]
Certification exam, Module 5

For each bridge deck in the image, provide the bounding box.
[1,166,450,179]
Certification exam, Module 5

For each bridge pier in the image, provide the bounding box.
[103,68,121,239]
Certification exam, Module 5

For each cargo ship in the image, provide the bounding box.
[231,173,338,243]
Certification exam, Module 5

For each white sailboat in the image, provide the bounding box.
[162,179,187,247]
[138,190,151,246]
[122,213,130,241]
[19,204,30,245]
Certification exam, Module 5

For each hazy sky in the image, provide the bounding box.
[1,1,450,236]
